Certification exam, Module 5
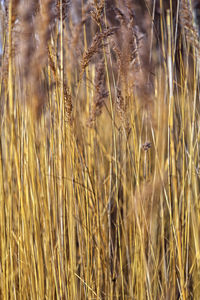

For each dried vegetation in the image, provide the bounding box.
[0,0,200,299]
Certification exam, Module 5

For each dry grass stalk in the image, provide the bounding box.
[88,58,108,126]
[48,45,57,78]
[116,88,129,132]
[180,0,200,55]
[90,0,105,26]
[64,84,73,125]
[48,45,73,125]
[55,0,71,20]
[80,27,116,78]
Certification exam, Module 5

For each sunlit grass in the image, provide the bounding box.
[0,1,200,299]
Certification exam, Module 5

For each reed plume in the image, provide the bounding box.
[115,88,129,132]
[88,58,108,126]
[80,27,116,78]
[48,44,73,125]
[180,0,200,55]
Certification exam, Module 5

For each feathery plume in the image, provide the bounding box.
[88,58,108,126]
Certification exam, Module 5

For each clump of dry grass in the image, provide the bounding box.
[0,1,200,299]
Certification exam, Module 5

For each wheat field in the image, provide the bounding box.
[0,0,200,299]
